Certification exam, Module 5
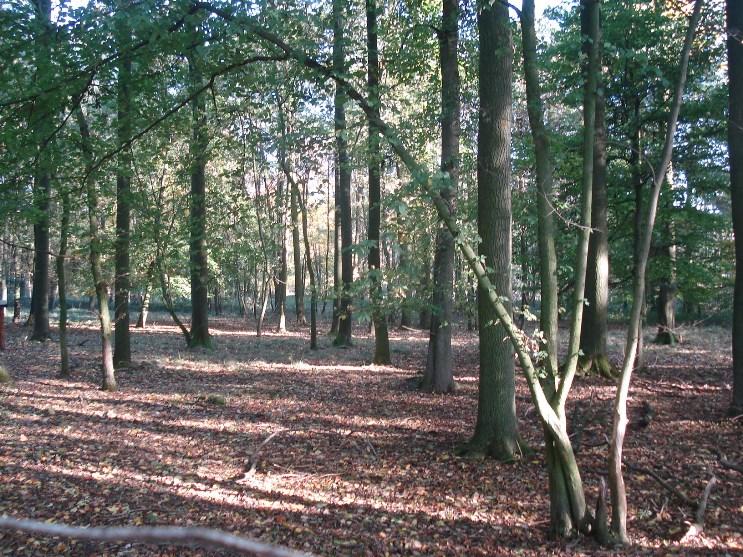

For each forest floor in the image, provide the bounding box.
[0,312,741,556]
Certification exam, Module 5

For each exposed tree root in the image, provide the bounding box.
[577,354,618,379]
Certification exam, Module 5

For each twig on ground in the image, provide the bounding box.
[0,516,312,557]
[680,475,717,543]
[626,463,695,507]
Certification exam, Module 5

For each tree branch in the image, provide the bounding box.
[0,516,312,557]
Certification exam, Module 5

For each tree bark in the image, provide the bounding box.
[187,33,211,348]
[333,0,353,347]
[728,0,743,416]
[290,170,306,325]
[366,0,390,364]
[423,0,459,392]
[29,0,52,342]
[113,2,132,367]
[57,190,70,378]
[520,0,558,377]
[580,28,611,374]
[470,0,518,460]
[76,109,117,391]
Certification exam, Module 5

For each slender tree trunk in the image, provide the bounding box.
[608,1,702,542]
[470,0,518,460]
[520,0,558,377]
[57,190,70,378]
[333,0,353,347]
[423,0,459,392]
[29,0,52,342]
[297,180,318,349]
[366,0,391,364]
[728,0,743,416]
[276,183,288,333]
[630,95,646,370]
[187,37,211,348]
[580,27,611,375]
[330,163,341,333]
[76,110,116,391]
[113,3,132,367]
[136,260,155,329]
[290,172,306,325]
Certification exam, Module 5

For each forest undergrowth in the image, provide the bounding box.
[0,316,740,556]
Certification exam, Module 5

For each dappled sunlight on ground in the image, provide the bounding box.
[0,316,740,555]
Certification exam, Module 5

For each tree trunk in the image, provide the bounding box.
[470,0,518,460]
[297,179,319,349]
[333,0,353,347]
[114,3,132,367]
[630,95,646,370]
[580,31,611,375]
[366,0,391,364]
[136,261,155,329]
[330,162,341,333]
[76,109,116,391]
[57,190,70,378]
[29,0,52,342]
[728,0,743,416]
[608,0,702,542]
[423,0,459,392]
[290,172,306,325]
[520,0,558,378]
[187,37,211,349]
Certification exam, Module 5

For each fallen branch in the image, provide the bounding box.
[626,463,694,507]
[680,475,717,543]
[0,516,311,557]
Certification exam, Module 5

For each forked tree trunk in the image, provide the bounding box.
[423,0,459,392]
[728,0,743,416]
[366,0,391,364]
[608,0,702,543]
[76,110,116,391]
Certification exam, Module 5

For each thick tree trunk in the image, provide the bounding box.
[423,0,459,392]
[366,0,390,364]
[114,4,132,367]
[57,191,70,378]
[608,0,702,543]
[29,0,52,342]
[728,0,743,416]
[188,42,211,349]
[469,0,518,460]
[333,0,353,347]
[76,110,116,391]
[580,40,611,375]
